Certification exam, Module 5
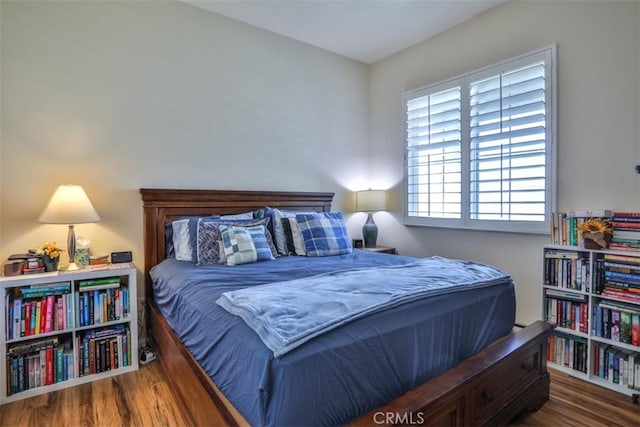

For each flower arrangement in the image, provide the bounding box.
[39,241,64,259]
[577,218,612,235]
[577,218,612,249]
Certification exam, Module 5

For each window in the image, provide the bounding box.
[404,46,556,234]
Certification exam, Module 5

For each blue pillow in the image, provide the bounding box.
[172,216,220,262]
[165,223,175,257]
[219,224,275,265]
[295,212,353,257]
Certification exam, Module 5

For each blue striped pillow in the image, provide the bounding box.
[296,212,353,257]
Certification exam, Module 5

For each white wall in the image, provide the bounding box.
[2,1,639,326]
[369,0,640,324]
[0,0,369,296]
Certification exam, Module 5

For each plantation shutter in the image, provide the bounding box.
[405,84,462,219]
[468,61,547,222]
[403,46,554,233]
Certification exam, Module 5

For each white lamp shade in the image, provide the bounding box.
[356,190,386,212]
[38,185,101,224]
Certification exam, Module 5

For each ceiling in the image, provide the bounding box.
[183,0,508,64]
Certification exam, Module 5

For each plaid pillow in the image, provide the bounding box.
[219,225,258,266]
[296,212,352,257]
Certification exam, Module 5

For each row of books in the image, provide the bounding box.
[550,210,640,254]
[549,210,612,247]
[4,293,74,341]
[547,332,588,374]
[593,343,640,390]
[543,290,589,333]
[592,254,640,304]
[591,300,640,346]
[544,250,590,291]
[610,212,640,252]
[77,326,131,376]
[6,337,74,395]
[77,286,130,327]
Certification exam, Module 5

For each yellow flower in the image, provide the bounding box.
[39,241,64,259]
[577,218,612,234]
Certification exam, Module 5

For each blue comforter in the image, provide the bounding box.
[151,250,515,426]
[217,257,510,357]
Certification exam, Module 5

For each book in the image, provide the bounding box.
[632,313,640,346]
[612,221,640,229]
[566,209,612,218]
[24,303,32,337]
[628,353,636,389]
[34,301,42,335]
[609,242,640,252]
[613,229,640,239]
[20,283,70,298]
[621,311,632,344]
[613,211,640,219]
[12,298,22,340]
[44,294,55,333]
[8,336,58,356]
[78,277,120,291]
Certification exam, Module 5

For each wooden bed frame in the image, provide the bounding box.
[140,188,553,426]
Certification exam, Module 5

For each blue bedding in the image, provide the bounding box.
[151,250,515,426]
[217,257,511,357]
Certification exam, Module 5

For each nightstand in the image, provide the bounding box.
[361,246,397,255]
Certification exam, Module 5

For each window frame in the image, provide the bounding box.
[403,45,557,234]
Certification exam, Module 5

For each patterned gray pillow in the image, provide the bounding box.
[196,217,275,265]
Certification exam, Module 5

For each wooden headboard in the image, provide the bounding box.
[139,188,334,298]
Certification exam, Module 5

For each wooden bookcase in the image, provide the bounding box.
[0,264,138,404]
[542,245,640,398]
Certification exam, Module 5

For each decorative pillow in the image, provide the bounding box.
[219,224,275,265]
[272,208,314,255]
[281,217,306,256]
[196,217,275,265]
[220,211,255,220]
[165,223,175,257]
[172,216,220,262]
[219,226,258,266]
[296,212,353,257]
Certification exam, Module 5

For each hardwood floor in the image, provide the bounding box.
[0,363,638,426]
[0,362,190,427]
[510,369,639,427]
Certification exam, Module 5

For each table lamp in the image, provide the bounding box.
[355,189,386,248]
[38,184,101,271]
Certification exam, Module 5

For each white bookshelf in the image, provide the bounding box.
[0,264,138,404]
[542,245,640,398]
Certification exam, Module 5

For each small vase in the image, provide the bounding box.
[43,255,59,272]
[582,232,611,249]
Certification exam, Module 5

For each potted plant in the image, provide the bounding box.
[38,241,64,272]
[577,218,612,249]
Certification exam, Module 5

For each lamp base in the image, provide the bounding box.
[362,213,379,248]
[59,262,86,271]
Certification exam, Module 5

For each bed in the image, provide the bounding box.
[140,188,552,426]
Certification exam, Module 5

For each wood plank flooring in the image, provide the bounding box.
[0,363,638,426]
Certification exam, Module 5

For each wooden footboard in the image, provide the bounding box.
[350,320,552,426]
[149,297,551,426]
